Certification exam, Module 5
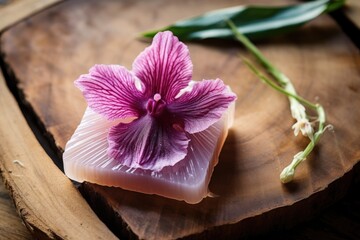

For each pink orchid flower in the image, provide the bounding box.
[75,31,236,171]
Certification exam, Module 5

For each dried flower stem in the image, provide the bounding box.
[227,20,327,183]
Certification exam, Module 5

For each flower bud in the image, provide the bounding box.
[280,166,295,183]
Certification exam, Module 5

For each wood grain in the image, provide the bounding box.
[0,70,117,239]
[0,0,62,32]
[0,178,32,240]
[0,1,62,238]
[1,0,360,239]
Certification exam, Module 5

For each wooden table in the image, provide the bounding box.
[0,0,359,239]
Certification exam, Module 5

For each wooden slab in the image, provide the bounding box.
[1,0,360,239]
[0,2,63,238]
[0,178,32,240]
[0,68,117,239]
[345,0,360,28]
[0,0,62,31]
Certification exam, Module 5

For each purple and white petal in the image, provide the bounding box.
[108,115,190,171]
[168,79,237,134]
[132,31,193,101]
[75,64,146,120]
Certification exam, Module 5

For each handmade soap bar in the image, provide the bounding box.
[63,31,236,203]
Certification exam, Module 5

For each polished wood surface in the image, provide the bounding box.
[0,0,359,239]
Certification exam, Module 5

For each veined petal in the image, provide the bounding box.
[168,79,236,134]
[75,64,145,120]
[133,31,193,101]
[108,115,189,171]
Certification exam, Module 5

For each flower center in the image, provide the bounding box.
[146,93,166,116]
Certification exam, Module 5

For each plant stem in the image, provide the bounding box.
[227,20,328,183]
[280,104,326,183]
[241,58,317,109]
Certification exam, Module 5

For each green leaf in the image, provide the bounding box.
[142,0,345,41]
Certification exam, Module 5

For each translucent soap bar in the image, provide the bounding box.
[63,103,234,204]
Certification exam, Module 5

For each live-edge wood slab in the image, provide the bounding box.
[0,0,63,239]
[0,69,117,238]
[0,0,62,32]
[345,0,360,28]
[0,177,32,240]
[1,0,360,239]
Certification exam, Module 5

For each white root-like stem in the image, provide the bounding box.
[227,20,329,183]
